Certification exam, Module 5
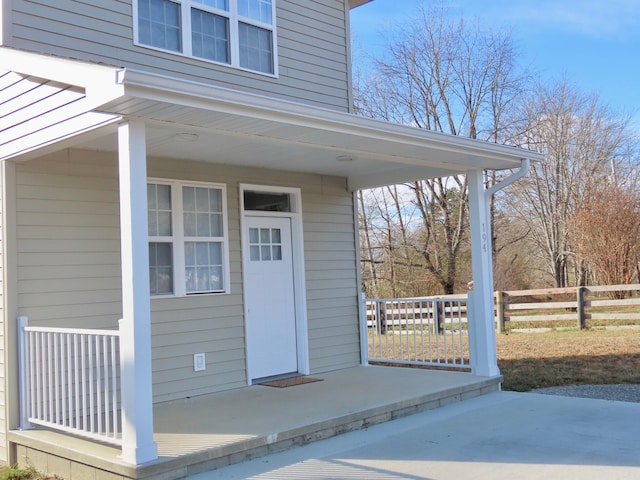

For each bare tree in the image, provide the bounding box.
[505,79,637,287]
[355,2,526,294]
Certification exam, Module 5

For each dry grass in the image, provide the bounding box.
[497,327,640,391]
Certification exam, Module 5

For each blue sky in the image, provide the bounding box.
[350,0,640,129]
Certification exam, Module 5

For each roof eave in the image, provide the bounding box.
[114,68,543,169]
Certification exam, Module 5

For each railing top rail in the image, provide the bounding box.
[22,326,120,336]
[367,295,468,303]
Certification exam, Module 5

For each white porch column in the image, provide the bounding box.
[118,120,158,464]
[466,169,500,377]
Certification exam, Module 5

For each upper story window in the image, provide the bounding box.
[136,0,276,75]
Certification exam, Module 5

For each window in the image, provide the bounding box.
[148,180,229,296]
[136,0,276,75]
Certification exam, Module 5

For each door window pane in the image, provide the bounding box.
[249,227,259,243]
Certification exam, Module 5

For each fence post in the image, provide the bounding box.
[17,316,32,430]
[495,291,505,333]
[577,286,587,329]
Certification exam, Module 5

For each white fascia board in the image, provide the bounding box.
[116,68,544,169]
[0,47,124,106]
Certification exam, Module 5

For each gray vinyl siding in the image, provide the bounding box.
[303,189,360,372]
[8,0,351,111]
[15,149,360,403]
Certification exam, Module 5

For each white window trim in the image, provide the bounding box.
[149,178,231,298]
[239,184,309,381]
[132,0,279,77]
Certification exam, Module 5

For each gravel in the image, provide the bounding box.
[532,384,640,403]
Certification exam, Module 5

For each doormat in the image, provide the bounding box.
[260,376,323,388]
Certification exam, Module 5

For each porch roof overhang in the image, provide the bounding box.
[0,48,544,191]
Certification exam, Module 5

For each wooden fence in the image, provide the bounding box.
[496,283,640,332]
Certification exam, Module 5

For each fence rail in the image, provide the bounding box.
[366,296,470,369]
[18,317,122,446]
[498,283,640,330]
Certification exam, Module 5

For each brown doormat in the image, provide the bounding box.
[260,376,322,388]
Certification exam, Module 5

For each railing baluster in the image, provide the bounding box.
[29,331,36,423]
[111,335,118,439]
[35,332,42,421]
[81,334,87,432]
[427,301,433,363]
[95,336,102,436]
[88,336,95,434]
[411,300,417,362]
[74,334,80,430]
[103,335,109,437]
[47,332,53,423]
[63,334,69,427]
[53,332,60,425]
[419,301,426,362]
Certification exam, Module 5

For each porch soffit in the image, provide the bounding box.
[0,69,121,161]
[92,69,542,190]
[0,49,544,190]
[0,48,124,161]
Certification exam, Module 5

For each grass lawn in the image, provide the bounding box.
[497,327,640,391]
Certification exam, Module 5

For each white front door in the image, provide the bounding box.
[244,216,298,380]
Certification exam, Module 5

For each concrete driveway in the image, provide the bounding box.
[187,390,640,479]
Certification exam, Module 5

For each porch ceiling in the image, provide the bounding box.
[0,48,544,190]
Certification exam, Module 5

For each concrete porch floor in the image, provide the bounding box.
[9,366,501,480]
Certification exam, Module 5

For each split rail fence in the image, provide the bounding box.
[497,283,640,331]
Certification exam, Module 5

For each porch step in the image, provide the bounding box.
[9,367,501,480]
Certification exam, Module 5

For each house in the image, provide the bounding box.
[0,0,543,478]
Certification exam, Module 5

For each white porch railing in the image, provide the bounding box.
[18,316,122,445]
[365,296,470,369]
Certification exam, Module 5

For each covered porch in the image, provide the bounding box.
[9,366,501,480]
[1,47,543,474]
